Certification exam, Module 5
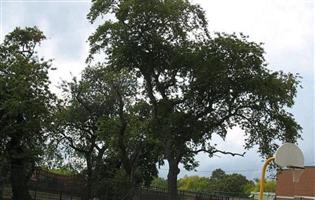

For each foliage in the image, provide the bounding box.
[0,26,56,200]
[0,1,302,199]
[87,0,301,197]
[178,176,210,192]
[151,177,168,190]
[176,169,254,196]
[56,65,160,199]
[253,179,276,192]
[55,65,129,198]
[243,182,256,196]
[0,26,55,163]
[41,165,79,176]
[152,169,255,197]
[208,169,255,196]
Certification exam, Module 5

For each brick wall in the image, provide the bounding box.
[276,166,315,200]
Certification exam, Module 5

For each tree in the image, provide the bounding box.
[211,169,226,180]
[57,65,159,199]
[152,172,254,196]
[151,177,168,190]
[175,169,254,196]
[253,179,276,193]
[112,99,161,188]
[178,176,210,192]
[87,0,301,199]
[56,65,124,199]
[0,27,56,200]
[0,155,7,200]
[208,169,255,197]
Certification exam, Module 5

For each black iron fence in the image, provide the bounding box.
[0,168,253,200]
[0,167,83,200]
[135,187,252,200]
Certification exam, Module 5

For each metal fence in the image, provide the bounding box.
[0,168,254,200]
[0,166,84,200]
[1,185,253,200]
[136,187,252,200]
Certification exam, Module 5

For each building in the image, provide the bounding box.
[276,166,315,200]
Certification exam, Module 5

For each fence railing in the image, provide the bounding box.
[0,168,254,200]
[1,185,253,200]
[137,187,252,200]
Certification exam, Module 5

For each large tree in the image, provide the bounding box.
[87,0,301,199]
[56,65,159,199]
[0,27,56,200]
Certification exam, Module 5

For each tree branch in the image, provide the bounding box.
[60,133,88,155]
[191,147,245,157]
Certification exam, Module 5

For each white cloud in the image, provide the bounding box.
[48,59,85,95]
[214,127,246,150]
[2,2,94,96]
[194,0,314,73]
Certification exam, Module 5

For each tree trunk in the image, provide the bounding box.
[0,164,5,200]
[7,134,32,200]
[10,161,32,200]
[0,176,4,200]
[84,156,93,200]
[167,158,180,200]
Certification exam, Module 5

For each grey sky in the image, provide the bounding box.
[1,0,314,180]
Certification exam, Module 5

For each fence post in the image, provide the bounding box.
[59,191,62,200]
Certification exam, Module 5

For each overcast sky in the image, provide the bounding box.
[0,0,314,180]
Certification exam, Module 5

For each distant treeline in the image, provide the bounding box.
[151,169,276,196]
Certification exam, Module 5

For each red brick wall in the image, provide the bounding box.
[276,167,315,200]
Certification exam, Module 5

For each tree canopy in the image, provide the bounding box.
[0,27,56,200]
[87,0,301,198]
[55,65,160,199]
[0,1,302,199]
[208,169,254,196]
[178,176,210,192]
[253,179,276,193]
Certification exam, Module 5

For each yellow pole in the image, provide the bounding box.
[259,157,275,200]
